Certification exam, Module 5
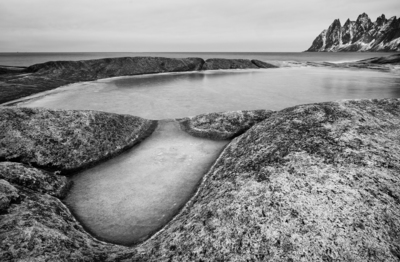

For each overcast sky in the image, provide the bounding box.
[0,0,399,52]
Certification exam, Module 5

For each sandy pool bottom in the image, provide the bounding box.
[64,120,228,245]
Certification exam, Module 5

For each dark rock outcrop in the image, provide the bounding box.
[251,59,278,68]
[0,57,204,104]
[0,57,277,105]
[307,13,400,52]
[178,110,274,140]
[0,107,157,173]
[1,99,400,261]
[202,58,259,70]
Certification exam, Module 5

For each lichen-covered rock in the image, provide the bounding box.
[0,179,19,212]
[117,98,400,261]
[178,110,274,140]
[2,99,400,261]
[202,58,259,70]
[251,59,278,68]
[0,162,70,198]
[0,186,124,261]
[0,107,157,173]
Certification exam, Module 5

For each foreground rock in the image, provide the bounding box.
[0,107,156,173]
[178,110,274,140]
[1,99,400,261]
[122,98,400,261]
[0,162,123,261]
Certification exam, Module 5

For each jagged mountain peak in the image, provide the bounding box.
[306,12,400,52]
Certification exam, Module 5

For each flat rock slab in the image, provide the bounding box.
[64,120,228,245]
[0,107,156,173]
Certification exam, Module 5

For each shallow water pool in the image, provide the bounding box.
[16,67,400,119]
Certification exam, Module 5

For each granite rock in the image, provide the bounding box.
[118,98,400,261]
[0,179,19,212]
[178,110,274,140]
[0,107,157,173]
[0,162,70,198]
[2,99,400,261]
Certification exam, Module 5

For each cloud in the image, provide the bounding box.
[1,0,399,52]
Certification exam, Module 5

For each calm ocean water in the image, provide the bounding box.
[0,52,399,66]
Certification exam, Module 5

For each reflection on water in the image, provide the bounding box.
[17,67,400,119]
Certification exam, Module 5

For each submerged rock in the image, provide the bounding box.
[0,107,157,173]
[178,109,274,140]
[202,58,259,70]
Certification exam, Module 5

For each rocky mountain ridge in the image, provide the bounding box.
[307,13,400,52]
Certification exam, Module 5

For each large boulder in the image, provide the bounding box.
[178,109,274,140]
[0,107,157,173]
[122,98,400,261]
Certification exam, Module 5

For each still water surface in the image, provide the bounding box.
[17,67,400,119]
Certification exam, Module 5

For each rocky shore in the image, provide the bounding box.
[0,57,276,104]
[1,98,400,261]
[306,53,400,72]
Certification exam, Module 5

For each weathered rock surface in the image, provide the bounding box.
[0,179,123,261]
[0,107,157,173]
[2,99,400,261]
[0,162,70,198]
[117,98,400,261]
[307,13,400,52]
[202,58,259,70]
[178,110,274,140]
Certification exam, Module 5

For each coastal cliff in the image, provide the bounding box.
[0,57,276,105]
[1,98,400,261]
[306,13,400,52]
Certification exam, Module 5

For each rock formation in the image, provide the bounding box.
[0,57,276,105]
[1,99,400,261]
[178,110,274,140]
[305,53,400,71]
[202,58,259,70]
[307,13,400,52]
[0,107,156,173]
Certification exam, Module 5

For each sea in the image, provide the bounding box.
[1,52,399,67]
